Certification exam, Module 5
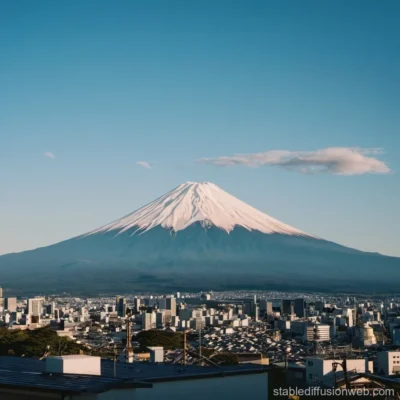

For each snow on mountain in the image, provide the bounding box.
[87,181,312,237]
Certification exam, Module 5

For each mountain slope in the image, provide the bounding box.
[0,182,398,295]
[86,181,311,237]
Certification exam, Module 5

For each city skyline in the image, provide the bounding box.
[1,0,400,257]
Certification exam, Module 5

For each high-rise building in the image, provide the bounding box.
[193,310,205,330]
[253,304,259,322]
[28,298,43,323]
[260,300,273,315]
[156,312,165,328]
[5,297,17,312]
[0,287,3,298]
[294,299,306,318]
[281,299,292,315]
[117,297,127,318]
[142,312,156,330]
[133,297,141,312]
[166,297,176,317]
[28,298,43,316]
[159,296,176,317]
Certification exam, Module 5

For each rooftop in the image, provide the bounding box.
[0,356,267,393]
[0,369,148,395]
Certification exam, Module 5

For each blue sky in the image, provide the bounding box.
[1,0,399,256]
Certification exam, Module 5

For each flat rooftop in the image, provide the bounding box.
[0,368,147,395]
[0,356,268,393]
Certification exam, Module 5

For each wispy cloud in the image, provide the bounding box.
[199,147,391,175]
[44,152,56,160]
[136,161,152,169]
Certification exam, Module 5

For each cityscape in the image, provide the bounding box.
[1,286,400,398]
[2,0,399,399]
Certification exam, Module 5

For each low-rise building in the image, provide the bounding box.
[376,351,400,376]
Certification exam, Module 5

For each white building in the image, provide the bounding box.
[5,297,17,313]
[305,324,330,342]
[376,351,400,376]
[359,325,377,347]
[142,312,156,330]
[148,347,164,363]
[28,297,44,322]
[306,357,372,386]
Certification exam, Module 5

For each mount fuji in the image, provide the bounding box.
[1,181,399,295]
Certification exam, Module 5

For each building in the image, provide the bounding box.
[259,300,273,316]
[281,299,292,315]
[142,312,156,330]
[290,321,308,338]
[357,325,377,348]
[0,355,269,400]
[116,296,127,318]
[376,351,400,376]
[133,297,141,312]
[305,324,330,342]
[0,287,3,298]
[148,347,164,363]
[306,357,372,386]
[201,292,212,301]
[28,297,44,323]
[159,296,176,317]
[5,297,17,312]
[294,298,306,318]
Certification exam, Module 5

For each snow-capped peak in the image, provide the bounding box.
[87,181,312,237]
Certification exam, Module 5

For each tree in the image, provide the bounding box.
[0,327,84,358]
[136,330,183,351]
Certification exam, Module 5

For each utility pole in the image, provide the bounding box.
[332,357,350,390]
[125,313,133,363]
[113,345,117,378]
[343,357,350,391]
[183,330,187,367]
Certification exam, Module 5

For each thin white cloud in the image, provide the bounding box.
[199,147,391,175]
[44,152,56,160]
[136,161,152,169]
